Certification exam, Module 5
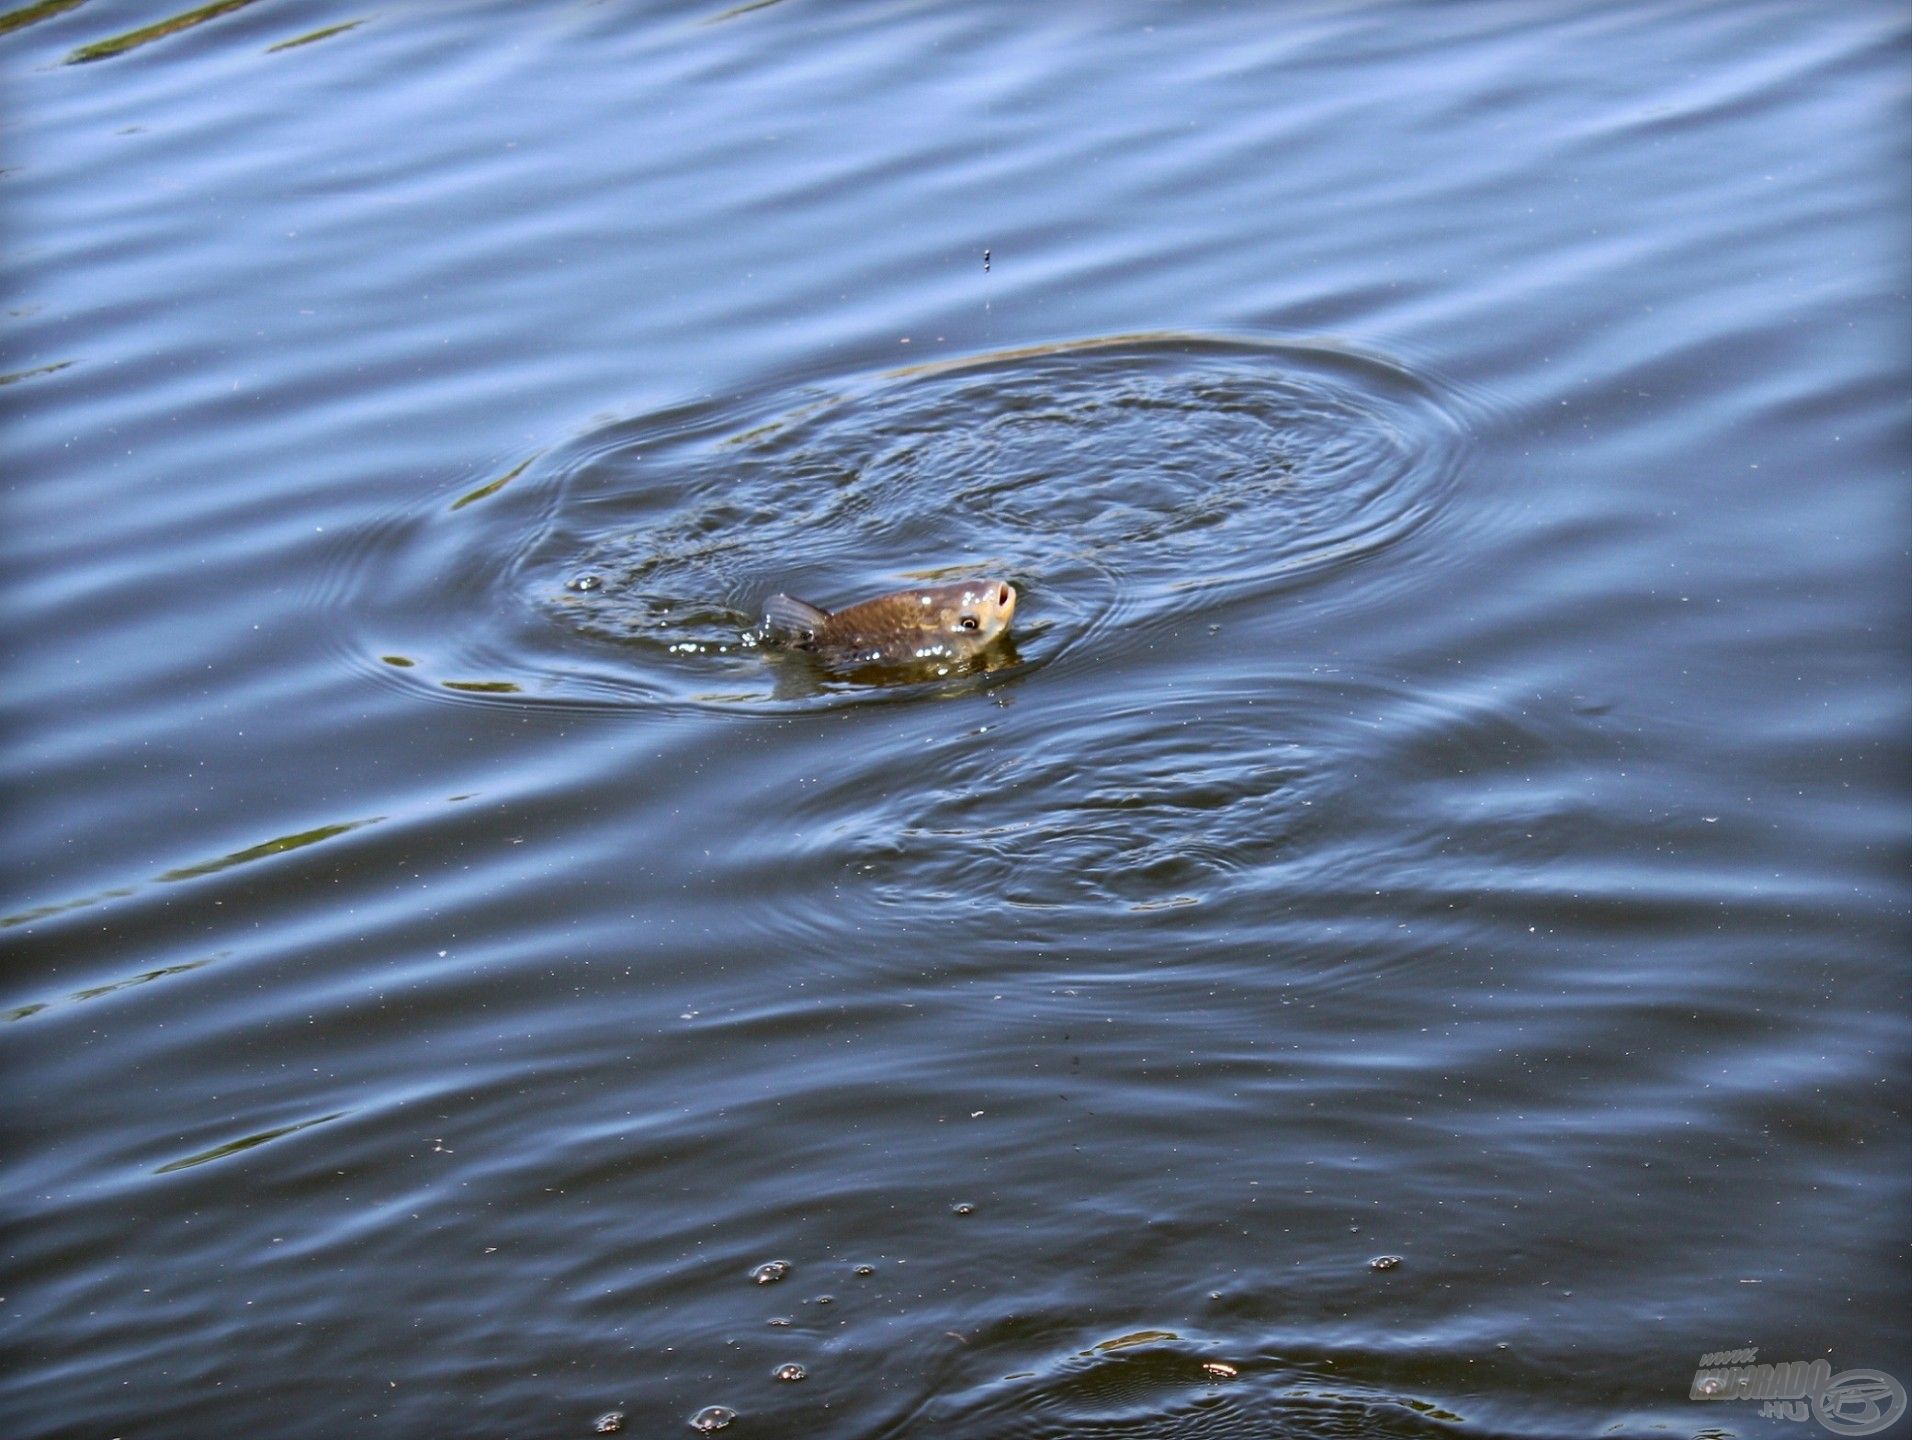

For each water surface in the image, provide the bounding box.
[2,2,1907,1436]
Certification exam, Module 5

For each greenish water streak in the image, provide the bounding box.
[65,0,258,64]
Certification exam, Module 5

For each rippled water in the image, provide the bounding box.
[3,3,1907,1438]
[357,333,1470,710]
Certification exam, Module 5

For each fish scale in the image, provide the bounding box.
[763,579,1017,665]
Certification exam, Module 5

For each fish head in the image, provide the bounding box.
[932,578,1017,645]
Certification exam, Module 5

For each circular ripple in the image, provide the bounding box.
[831,688,1313,914]
[707,662,1601,947]
[330,333,1470,714]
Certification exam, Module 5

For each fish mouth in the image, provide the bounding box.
[994,581,1017,627]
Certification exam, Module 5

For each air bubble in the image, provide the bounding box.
[750,1260,791,1284]
[688,1405,736,1432]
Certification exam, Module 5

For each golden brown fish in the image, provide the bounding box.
[762,578,1017,666]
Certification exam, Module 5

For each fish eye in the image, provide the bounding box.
[958,615,979,631]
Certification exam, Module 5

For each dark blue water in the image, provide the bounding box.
[3,3,1907,1437]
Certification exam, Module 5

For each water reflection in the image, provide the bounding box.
[155,817,380,882]
[265,19,363,54]
[763,633,1025,698]
[2,957,213,1023]
[1,817,381,930]
[63,0,259,64]
[153,1110,347,1175]
[0,0,85,41]
[0,358,75,386]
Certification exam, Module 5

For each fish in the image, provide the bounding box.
[761,578,1018,667]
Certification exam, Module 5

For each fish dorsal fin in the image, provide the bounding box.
[763,593,830,640]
